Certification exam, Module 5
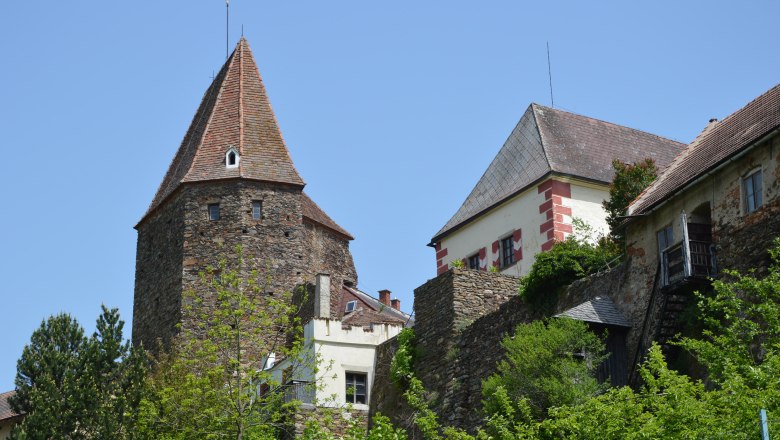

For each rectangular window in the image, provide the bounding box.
[657,225,674,256]
[743,170,763,213]
[345,372,367,404]
[501,236,515,268]
[468,254,480,270]
[208,203,220,221]
[252,200,262,219]
[345,300,357,313]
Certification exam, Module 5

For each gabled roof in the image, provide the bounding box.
[555,296,631,327]
[629,84,780,216]
[301,193,354,240]
[431,104,684,243]
[0,390,22,422]
[339,286,412,327]
[142,37,304,221]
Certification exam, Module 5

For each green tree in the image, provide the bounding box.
[138,246,310,440]
[10,307,147,440]
[602,158,658,243]
[482,318,607,422]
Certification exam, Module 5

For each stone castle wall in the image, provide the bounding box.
[133,179,357,351]
[132,192,186,350]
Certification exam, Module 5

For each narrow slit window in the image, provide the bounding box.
[252,200,262,219]
[743,170,763,213]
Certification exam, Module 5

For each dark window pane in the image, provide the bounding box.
[252,200,262,219]
[208,204,220,221]
[468,254,480,270]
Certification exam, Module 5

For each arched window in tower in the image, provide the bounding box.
[226,147,240,169]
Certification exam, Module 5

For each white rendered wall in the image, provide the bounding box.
[268,319,404,410]
[565,183,610,241]
[439,178,610,277]
[439,184,546,277]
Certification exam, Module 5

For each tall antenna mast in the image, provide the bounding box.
[547,41,554,108]
[226,0,230,59]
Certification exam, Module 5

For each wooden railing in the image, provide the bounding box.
[662,240,716,287]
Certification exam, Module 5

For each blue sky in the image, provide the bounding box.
[0,1,777,391]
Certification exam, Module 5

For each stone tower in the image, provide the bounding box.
[133,38,357,350]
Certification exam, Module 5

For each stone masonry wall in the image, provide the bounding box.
[300,221,358,320]
[133,192,185,350]
[134,179,357,355]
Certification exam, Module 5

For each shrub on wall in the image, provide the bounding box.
[519,223,620,311]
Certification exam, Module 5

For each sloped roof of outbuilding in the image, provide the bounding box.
[142,37,304,223]
[431,104,684,243]
[629,84,780,216]
[339,286,413,327]
[301,193,353,240]
[555,296,631,327]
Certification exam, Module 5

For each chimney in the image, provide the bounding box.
[378,289,391,306]
[314,273,331,319]
[391,298,401,311]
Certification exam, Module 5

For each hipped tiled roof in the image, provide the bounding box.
[302,193,354,240]
[142,38,304,221]
[555,296,631,327]
[432,104,684,243]
[629,84,780,215]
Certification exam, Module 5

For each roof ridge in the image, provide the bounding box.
[530,103,553,171]
[628,83,780,216]
[531,102,686,147]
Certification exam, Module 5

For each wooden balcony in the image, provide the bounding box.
[662,239,716,288]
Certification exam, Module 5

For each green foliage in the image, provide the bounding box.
[390,328,416,388]
[602,158,658,243]
[519,224,620,311]
[482,318,607,422]
[137,246,306,440]
[450,259,465,269]
[10,307,147,440]
[677,238,780,386]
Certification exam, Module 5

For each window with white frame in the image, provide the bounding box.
[345,372,367,404]
[743,169,763,214]
[345,300,357,313]
[226,147,239,168]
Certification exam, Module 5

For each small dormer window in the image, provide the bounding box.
[226,147,239,169]
[345,300,357,313]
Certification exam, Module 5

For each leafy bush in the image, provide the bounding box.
[602,158,658,243]
[519,226,620,311]
[482,318,607,422]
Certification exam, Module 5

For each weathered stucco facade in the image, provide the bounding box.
[373,85,780,434]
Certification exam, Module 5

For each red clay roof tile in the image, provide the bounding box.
[142,38,304,221]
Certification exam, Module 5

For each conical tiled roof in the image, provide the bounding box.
[142,38,304,221]
[431,104,684,243]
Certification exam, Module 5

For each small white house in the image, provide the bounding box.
[267,274,411,410]
[430,104,684,277]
